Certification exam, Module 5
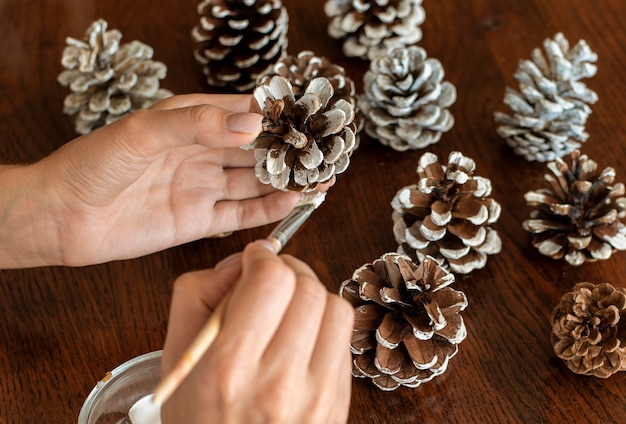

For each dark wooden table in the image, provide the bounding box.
[2,0,626,423]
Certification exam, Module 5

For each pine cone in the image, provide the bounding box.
[359,46,456,151]
[494,33,598,162]
[257,50,362,145]
[340,253,468,391]
[244,75,357,191]
[392,151,502,274]
[192,0,288,92]
[324,0,425,61]
[523,150,626,266]
[57,19,173,135]
[551,282,626,378]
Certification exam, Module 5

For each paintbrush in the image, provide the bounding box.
[151,192,326,406]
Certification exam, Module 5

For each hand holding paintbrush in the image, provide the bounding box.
[152,192,330,405]
[133,191,354,424]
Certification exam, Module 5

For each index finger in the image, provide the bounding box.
[216,240,297,362]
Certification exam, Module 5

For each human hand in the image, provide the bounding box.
[1,94,329,268]
[160,240,354,424]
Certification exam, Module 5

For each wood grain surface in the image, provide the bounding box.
[1,1,626,423]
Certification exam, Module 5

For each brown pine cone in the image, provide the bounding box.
[192,0,288,91]
[340,253,468,391]
[244,75,358,191]
[257,50,362,144]
[551,282,626,378]
[324,0,425,60]
[523,150,626,265]
[57,19,172,135]
[392,151,502,274]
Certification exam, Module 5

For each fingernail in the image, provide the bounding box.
[225,112,263,134]
[252,239,279,254]
[215,252,242,270]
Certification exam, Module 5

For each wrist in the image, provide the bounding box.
[0,164,61,268]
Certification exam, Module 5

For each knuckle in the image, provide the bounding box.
[296,276,327,305]
[257,382,298,422]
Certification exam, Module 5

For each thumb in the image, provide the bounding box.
[100,104,263,158]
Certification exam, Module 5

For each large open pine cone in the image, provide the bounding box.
[192,0,288,91]
[58,19,173,135]
[244,75,357,191]
[494,33,598,162]
[392,151,502,274]
[340,253,468,391]
[324,0,425,61]
[359,46,456,151]
[551,282,626,378]
[523,150,626,266]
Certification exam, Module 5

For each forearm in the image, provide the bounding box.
[0,165,61,269]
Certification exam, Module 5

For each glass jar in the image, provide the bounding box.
[78,350,162,424]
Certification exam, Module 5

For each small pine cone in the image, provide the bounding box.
[340,253,468,391]
[244,75,357,191]
[551,282,626,378]
[523,150,626,266]
[494,33,598,162]
[359,46,456,151]
[257,50,362,145]
[324,0,425,61]
[57,19,173,135]
[192,0,288,92]
[392,151,502,274]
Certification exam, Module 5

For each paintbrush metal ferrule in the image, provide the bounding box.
[266,192,326,253]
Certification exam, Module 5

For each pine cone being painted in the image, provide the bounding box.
[340,253,468,391]
[244,75,357,191]
[257,50,362,146]
[523,150,626,266]
[551,282,626,378]
[57,20,173,135]
[192,0,288,91]
[359,46,456,151]
[324,0,425,61]
[494,33,598,162]
[392,151,502,274]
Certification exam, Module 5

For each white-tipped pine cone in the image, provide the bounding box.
[551,282,626,378]
[257,50,362,145]
[523,150,626,266]
[192,0,288,91]
[340,253,468,391]
[57,19,173,135]
[324,0,425,61]
[359,46,456,151]
[392,151,502,274]
[244,75,357,191]
[494,33,598,162]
